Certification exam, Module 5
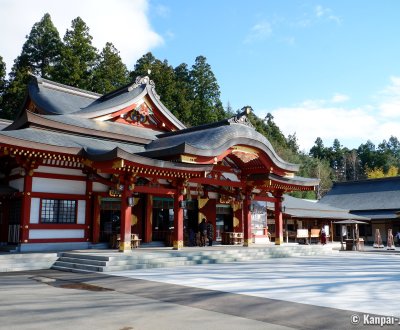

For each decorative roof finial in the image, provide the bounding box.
[227,105,254,128]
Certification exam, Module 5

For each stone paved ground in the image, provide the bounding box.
[1,253,400,330]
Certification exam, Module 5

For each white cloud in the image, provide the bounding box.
[314,5,342,25]
[244,20,272,44]
[0,0,164,73]
[331,93,350,103]
[258,81,400,152]
[377,76,400,118]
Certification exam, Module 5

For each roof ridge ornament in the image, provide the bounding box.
[227,106,254,129]
[129,76,160,100]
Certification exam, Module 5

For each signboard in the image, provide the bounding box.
[297,229,309,238]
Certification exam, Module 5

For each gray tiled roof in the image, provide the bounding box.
[320,177,400,211]
[0,128,145,155]
[28,76,186,130]
[75,85,145,116]
[36,114,158,141]
[268,195,369,220]
[143,122,299,172]
[29,77,99,115]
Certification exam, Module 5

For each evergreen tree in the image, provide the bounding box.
[287,133,300,154]
[53,17,98,90]
[131,52,177,116]
[173,63,194,125]
[1,13,62,119]
[20,13,62,78]
[189,55,224,125]
[225,101,235,118]
[92,42,129,94]
[309,137,327,159]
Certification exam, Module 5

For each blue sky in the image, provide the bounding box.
[1,0,400,151]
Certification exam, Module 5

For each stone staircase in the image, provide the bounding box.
[51,244,338,273]
[0,253,58,272]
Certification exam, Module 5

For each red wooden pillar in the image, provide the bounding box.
[173,189,184,250]
[144,194,152,243]
[85,179,93,242]
[119,187,132,252]
[243,195,252,247]
[274,192,284,245]
[92,194,101,243]
[20,174,32,244]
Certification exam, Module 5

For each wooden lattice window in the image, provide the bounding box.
[40,199,77,223]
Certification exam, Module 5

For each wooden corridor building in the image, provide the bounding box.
[0,76,318,252]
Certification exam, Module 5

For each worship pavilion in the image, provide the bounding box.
[0,75,319,252]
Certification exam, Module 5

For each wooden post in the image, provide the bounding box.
[274,192,283,245]
[85,179,93,242]
[20,174,33,244]
[92,194,101,243]
[243,194,252,247]
[144,194,152,243]
[173,187,184,250]
[119,186,132,252]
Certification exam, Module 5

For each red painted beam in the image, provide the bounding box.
[189,177,245,188]
[133,186,177,195]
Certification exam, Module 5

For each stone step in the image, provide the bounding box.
[52,261,104,272]
[58,256,108,266]
[51,265,94,273]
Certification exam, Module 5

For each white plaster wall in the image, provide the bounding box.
[93,182,109,192]
[77,200,86,224]
[29,229,84,239]
[30,198,40,224]
[36,166,85,176]
[9,178,24,192]
[32,177,86,194]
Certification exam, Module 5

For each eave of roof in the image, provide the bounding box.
[82,147,214,172]
[141,112,300,173]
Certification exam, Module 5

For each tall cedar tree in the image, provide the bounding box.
[53,17,98,90]
[1,13,62,119]
[173,63,194,125]
[91,42,129,94]
[189,56,225,126]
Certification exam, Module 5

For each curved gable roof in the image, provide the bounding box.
[27,76,186,131]
[28,76,100,115]
[141,110,299,173]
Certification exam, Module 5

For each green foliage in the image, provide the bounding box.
[52,17,98,90]
[189,56,225,125]
[1,13,62,119]
[91,42,129,94]
[20,13,62,78]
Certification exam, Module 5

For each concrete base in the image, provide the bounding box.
[19,242,90,252]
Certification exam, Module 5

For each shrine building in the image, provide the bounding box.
[0,76,319,252]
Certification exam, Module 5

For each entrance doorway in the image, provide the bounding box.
[152,197,174,242]
[99,198,120,243]
[216,204,233,241]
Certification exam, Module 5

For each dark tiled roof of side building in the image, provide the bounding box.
[267,195,369,220]
[319,177,400,211]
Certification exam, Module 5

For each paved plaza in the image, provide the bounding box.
[1,252,400,329]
